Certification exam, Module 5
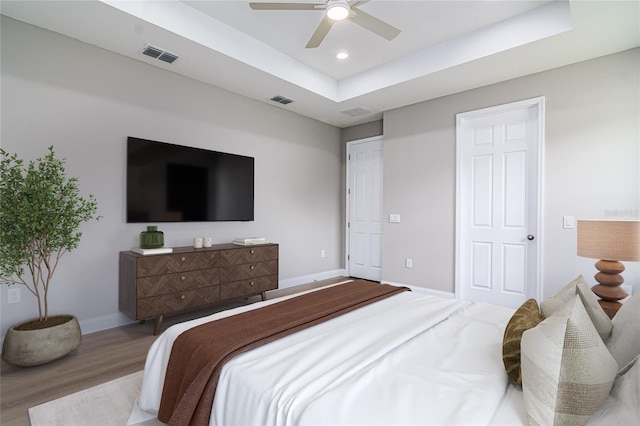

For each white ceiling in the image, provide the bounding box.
[2,1,639,128]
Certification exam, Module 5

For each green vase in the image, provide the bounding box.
[140,226,164,249]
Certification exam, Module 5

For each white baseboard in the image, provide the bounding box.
[383,280,456,299]
[277,269,348,290]
[80,313,137,335]
[0,313,137,347]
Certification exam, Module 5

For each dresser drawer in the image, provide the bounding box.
[137,269,219,297]
[219,245,278,266]
[136,286,221,319]
[220,260,278,282]
[220,275,278,300]
[136,251,218,277]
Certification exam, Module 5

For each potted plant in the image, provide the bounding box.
[0,146,100,366]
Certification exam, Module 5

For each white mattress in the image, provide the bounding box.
[135,283,525,425]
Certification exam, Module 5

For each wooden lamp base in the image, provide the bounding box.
[597,300,623,319]
[591,259,628,319]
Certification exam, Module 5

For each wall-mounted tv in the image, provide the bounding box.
[126,137,254,222]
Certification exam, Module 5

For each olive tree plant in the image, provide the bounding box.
[0,146,100,323]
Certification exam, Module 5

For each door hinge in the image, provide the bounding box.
[347,254,350,261]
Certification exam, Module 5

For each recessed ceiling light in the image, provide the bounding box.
[336,52,349,60]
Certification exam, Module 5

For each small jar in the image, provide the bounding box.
[140,226,164,249]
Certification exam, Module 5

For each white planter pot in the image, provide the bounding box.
[2,315,81,367]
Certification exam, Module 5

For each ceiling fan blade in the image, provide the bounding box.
[349,0,370,8]
[350,6,401,41]
[306,16,334,48]
[249,2,322,10]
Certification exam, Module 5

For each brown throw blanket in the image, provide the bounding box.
[157,280,409,425]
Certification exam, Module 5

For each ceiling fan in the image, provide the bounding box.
[249,0,401,48]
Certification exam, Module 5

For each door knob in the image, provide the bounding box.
[527,235,534,241]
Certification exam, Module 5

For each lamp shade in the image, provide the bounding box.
[577,220,640,261]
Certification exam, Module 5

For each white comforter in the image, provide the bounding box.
[136,284,519,425]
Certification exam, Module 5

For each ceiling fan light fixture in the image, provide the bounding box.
[326,0,350,21]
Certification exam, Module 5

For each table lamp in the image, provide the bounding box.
[577,219,640,316]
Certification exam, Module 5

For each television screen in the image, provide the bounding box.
[126,137,254,222]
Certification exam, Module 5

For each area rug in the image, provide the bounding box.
[28,371,161,426]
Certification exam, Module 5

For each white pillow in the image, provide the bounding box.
[522,295,618,425]
[541,275,612,341]
[606,291,640,370]
[587,355,640,425]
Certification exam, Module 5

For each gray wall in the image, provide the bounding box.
[0,17,344,337]
[342,120,383,143]
[383,48,640,298]
[2,15,638,340]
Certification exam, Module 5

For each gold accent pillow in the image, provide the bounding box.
[502,298,543,384]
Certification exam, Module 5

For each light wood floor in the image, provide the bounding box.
[0,277,347,425]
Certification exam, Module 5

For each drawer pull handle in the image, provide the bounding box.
[181,256,186,262]
[250,282,255,286]
[250,265,255,270]
[250,250,255,254]
[181,276,186,281]
[180,294,186,300]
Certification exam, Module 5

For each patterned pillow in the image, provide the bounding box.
[502,299,543,384]
[540,275,612,341]
[607,291,640,370]
[521,295,618,425]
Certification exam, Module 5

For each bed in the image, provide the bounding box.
[129,278,639,425]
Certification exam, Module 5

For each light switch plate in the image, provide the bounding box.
[389,214,400,223]
[563,216,575,229]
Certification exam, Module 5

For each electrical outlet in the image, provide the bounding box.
[321,249,326,258]
[405,258,413,268]
[8,287,20,304]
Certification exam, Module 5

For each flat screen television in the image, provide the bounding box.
[126,137,254,222]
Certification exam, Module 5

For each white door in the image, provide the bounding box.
[456,98,544,308]
[347,137,383,281]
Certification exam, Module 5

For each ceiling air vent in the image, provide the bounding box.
[158,52,179,64]
[141,44,179,64]
[270,95,294,105]
[341,107,371,117]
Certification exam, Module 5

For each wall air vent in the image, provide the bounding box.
[141,44,179,64]
[341,107,371,117]
[270,95,294,105]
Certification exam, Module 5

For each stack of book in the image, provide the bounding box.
[232,237,267,246]
[131,247,173,255]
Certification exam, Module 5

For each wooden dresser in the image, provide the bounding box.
[119,243,278,334]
